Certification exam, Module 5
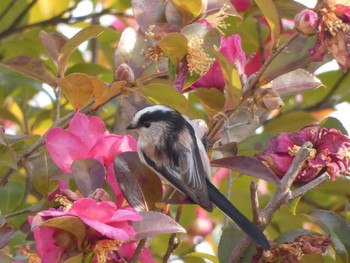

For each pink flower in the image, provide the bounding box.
[190,34,246,90]
[46,113,137,203]
[30,198,154,263]
[187,208,213,237]
[257,125,350,183]
[294,9,318,36]
[310,2,350,71]
[231,0,251,13]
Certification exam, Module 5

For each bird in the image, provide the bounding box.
[127,104,270,250]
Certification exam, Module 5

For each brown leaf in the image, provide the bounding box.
[92,78,126,109]
[59,73,94,111]
[39,31,67,64]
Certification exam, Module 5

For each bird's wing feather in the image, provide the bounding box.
[141,135,213,211]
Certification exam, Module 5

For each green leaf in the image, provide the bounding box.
[207,48,242,114]
[320,117,348,136]
[218,224,244,263]
[0,56,58,88]
[254,0,280,45]
[141,83,189,113]
[0,145,17,170]
[158,33,188,65]
[264,111,317,133]
[71,159,105,197]
[25,153,51,196]
[306,210,350,263]
[0,181,24,214]
[170,0,203,24]
[190,88,225,111]
[184,252,219,263]
[64,253,83,263]
[58,25,109,77]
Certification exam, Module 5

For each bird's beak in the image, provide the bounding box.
[126,123,136,130]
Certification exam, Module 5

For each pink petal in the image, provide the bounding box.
[119,243,156,263]
[78,216,132,240]
[68,198,116,221]
[89,135,137,164]
[68,113,108,150]
[107,207,141,222]
[46,128,89,173]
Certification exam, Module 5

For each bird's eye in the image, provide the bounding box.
[143,121,151,128]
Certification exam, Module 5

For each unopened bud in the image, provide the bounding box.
[254,88,284,110]
[294,9,318,36]
[114,63,135,82]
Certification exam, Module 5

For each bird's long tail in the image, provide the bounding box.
[206,179,270,250]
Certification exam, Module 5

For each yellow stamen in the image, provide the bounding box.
[288,145,317,159]
[54,195,73,211]
[205,4,231,35]
[93,240,122,263]
[187,37,215,76]
[28,253,40,263]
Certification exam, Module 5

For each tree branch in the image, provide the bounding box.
[228,141,317,262]
[129,239,148,263]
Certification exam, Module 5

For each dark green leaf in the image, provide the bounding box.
[320,117,348,136]
[306,210,350,263]
[71,159,105,197]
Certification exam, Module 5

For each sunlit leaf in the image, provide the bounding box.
[59,73,94,111]
[306,210,350,263]
[211,156,280,183]
[254,0,280,45]
[39,31,67,64]
[0,56,58,88]
[141,83,189,113]
[170,0,203,24]
[131,211,186,239]
[92,78,125,109]
[0,218,14,249]
[64,253,83,263]
[71,159,105,197]
[58,25,109,77]
[114,152,162,211]
[158,33,188,65]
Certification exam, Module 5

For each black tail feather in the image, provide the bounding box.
[206,179,270,250]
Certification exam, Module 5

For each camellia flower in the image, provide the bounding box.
[310,1,350,71]
[231,0,251,13]
[257,125,350,183]
[30,198,155,263]
[46,113,137,205]
[190,34,246,90]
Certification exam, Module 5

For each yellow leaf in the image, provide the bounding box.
[92,78,126,109]
[59,73,94,111]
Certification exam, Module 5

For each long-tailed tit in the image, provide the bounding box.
[127,104,270,250]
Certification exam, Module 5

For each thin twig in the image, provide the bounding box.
[0,0,17,21]
[228,141,314,263]
[163,205,183,263]
[129,239,148,263]
[290,172,331,199]
[250,182,260,225]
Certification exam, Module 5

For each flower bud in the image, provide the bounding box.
[114,63,135,82]
[294,9,318,36]
[254,88,284,110]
